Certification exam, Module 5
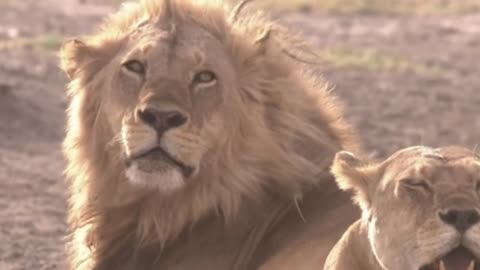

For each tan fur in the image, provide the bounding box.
[60,0,360,269]
[326,146,480,270]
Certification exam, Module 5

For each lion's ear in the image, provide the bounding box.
[60,38,113,81]
[60,39,91,80]
[331,151,377,211]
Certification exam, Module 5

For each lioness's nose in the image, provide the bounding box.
[438,209,480,233]
[136,107,187,135]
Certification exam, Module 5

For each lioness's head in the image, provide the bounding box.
[61,0,356,198]
[332,146,480,270]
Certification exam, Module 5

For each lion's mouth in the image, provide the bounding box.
[420,247,479,270]
[126,147,194,178]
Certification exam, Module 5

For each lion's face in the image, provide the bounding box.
[60,0,295,194]
[61,0,357,227]
[332,146,480,270]
[102,22,237,192]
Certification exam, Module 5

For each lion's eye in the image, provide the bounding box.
[123,60,145,75]
[401,178,432,193]
[193,70,216,85]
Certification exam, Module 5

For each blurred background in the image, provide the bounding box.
[1,0,480,269]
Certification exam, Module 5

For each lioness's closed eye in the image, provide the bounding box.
[325,146,480,270]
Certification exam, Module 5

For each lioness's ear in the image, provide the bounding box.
[331,151,377,211]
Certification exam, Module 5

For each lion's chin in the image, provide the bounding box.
[125,163,185,192]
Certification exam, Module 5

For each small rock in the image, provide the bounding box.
[0,83,11,96]
[298,4,312,14]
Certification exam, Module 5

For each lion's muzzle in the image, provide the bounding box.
[125,146,194,178]
[136,107,188,137]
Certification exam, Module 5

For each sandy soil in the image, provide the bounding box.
[1,1,479,269]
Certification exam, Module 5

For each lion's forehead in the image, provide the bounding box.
[125,25,231,89]
[134,23,222,59]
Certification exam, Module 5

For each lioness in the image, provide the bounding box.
[60,0,360,269]
[326,146,480,270]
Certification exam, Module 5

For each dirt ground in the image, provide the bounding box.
[1,0,480,269]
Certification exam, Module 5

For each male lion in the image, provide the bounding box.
[60,0,360,269]
[326,146,480,270]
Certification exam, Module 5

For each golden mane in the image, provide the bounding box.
[61,0,359,269]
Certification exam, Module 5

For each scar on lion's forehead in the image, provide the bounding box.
[192,49,206,66]
[130,19,156,38]
[135,18,151,30]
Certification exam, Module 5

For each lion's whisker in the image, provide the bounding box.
[107,133,123,148]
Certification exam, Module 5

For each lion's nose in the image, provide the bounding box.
[136,107,187,135]
[438,208,480,233]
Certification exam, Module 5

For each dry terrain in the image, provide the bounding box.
[1,0,479,269]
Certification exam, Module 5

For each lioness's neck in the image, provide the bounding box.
[325,220,383,270]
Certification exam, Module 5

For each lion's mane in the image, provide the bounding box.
[61,0,358,269]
